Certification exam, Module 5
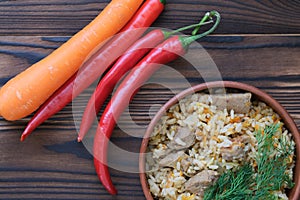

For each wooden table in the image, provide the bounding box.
[0,1,299,199]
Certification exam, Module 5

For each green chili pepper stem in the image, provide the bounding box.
[162,11,216,39]
[159,0,166,5]
[162,20,213,39]
[180,10,221,48]
[192,11,212,36]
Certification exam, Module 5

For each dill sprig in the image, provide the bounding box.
[203,123,295,200]
[254,123,294,199]
[203,164,253,200]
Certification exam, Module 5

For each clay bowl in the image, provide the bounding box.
[139,81,300,200]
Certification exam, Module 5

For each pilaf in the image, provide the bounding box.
[145,92,295,200]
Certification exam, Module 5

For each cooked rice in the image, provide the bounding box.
[145,93,295,200]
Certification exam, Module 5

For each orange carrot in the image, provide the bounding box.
[0,0,143,121]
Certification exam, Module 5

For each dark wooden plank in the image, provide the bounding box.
[0,0,299,35]
[1,35,299,131]
[0,129,144,200]
[1,35,299,79]
[1,35,299,129]
[0,34,299,199]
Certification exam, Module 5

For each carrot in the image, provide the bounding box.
[0,0,143,121]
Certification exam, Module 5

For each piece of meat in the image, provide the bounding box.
[180,156,193,172]
[221,145,244,160]
[158,151,185,167]
[220,135,250,160]
[167,126,196,150]
[199,93,252,114]
[153,148,172,159]
[184,169,219,196]
[234,134,251,143]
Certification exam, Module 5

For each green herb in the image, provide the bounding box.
[254,123,294,199]
[203,164,253,200]
[203,123,295,200]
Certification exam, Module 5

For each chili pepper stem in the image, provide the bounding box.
[180,10,221,48]
[159,0,166,4]
[163,20,213,38]
[163,13,213,39]
[192,11,212,36]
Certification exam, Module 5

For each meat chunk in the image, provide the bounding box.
[153,148,172,159]
[199,93,252,114]
[167,126,196,150]
[220,135,250,161]
[184,170,219,196]
[221,145,244,160]
[180,156,193,172]
[213,93,251,113]
[158,151,186,167]
[234,134,251,143]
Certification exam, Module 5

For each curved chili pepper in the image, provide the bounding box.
[20,0,166,141]
[77,21,214,142]
[78,30,165,142]
[93,11,221,195]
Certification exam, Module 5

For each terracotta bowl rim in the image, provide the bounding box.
[139,80,300,200]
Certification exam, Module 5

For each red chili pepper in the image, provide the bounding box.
[77,21,213,142]
[20,0,166,141]
[78,30,164,142]
[93,11,220,195]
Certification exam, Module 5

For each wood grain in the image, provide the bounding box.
[0,0,299,35]
[0,0,299,199]
[0,34,299,199]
